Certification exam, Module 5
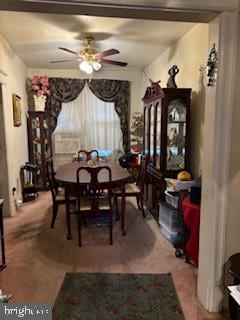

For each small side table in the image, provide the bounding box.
[0,200,6,270]
[228,253,240,320]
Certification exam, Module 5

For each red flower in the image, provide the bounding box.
[132,145,140,153]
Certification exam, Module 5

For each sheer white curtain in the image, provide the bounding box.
[53,84,123,168]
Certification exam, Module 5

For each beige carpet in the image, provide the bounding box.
[0,192,224,320]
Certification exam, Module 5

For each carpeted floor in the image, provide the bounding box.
[0,192,224,320]
[53,272,185,320]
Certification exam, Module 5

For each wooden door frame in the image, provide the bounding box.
[197,12,239,312]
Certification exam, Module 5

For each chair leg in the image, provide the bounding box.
[78,213,82,247]
[114,195,119,221]
[83,218,88,228]
[136,195,141,210]
[109,213,113,245]
[139,195,146,218]
[51,203,58,229]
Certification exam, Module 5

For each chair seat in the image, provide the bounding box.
[79,196,111,210]
[55,189,76,201]
[113,182,141,195]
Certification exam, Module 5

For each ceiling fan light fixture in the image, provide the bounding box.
[92,61,102,71]
[55,37,127,73]
[79,60,93,74]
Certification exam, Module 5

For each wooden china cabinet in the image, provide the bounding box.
[142,81,191,220]
[27,111,52,190]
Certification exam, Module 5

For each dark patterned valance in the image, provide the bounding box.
[46,77,130,152]
[46,78,86,132]
[88,79,130,152]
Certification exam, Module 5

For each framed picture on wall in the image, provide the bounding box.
[12,94,21,127]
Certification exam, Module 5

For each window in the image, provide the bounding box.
[52,84,122,165]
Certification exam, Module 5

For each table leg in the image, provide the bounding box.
[65,185,71,240]
[120,184,126,236]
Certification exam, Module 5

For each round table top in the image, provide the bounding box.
[55,161,131,185]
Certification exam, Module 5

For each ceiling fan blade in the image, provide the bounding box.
[95,49,120,58]
[101,59,128,67]
[50,59,78,63]
[58,47,79,55]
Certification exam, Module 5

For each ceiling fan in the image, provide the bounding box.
[50,36,128,74]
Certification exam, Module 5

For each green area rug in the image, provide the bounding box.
[53,273,185,320]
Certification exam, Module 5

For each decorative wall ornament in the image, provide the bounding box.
[206,44,217,86]
[167,65,179,88]
[12,94,21,127]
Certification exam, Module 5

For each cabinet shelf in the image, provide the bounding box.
[168,120,186,124]
[167,144,185,148]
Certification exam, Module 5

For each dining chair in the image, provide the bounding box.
[77,149,99,162]
[76,166,113,247]
[113,154,147,219]
[47,160,76,229]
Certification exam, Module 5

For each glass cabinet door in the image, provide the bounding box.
[32,116,42,164]
[144,106,149,155]
[155,101,161,170]
[166,99,186,170]
[28,111,51,190]
[149,104,155,162]
[43,119,50,158]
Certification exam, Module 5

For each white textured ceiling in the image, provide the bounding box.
[0,11,196,69]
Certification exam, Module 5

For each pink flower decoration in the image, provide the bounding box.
[31,75,49,96]
[132,145,140,152]
[37,90,44,97]
[31,76,39,84]
[39,75,49,86]
[41,85,48,93]
[32,84,40,91]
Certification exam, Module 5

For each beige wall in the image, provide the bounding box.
[0,34,28,216]
[144,23,209,178]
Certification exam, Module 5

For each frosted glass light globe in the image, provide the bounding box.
[92,61,102,71]
[79,61,93,74]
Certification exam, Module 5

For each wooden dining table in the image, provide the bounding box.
[55,161,132,240]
